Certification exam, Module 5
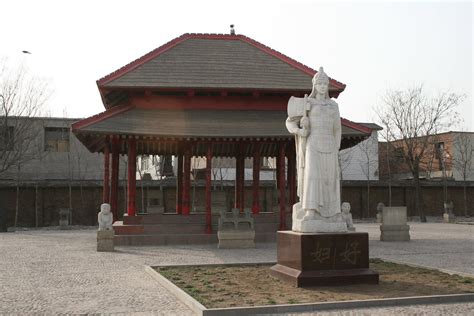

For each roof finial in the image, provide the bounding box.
[230,24,235,35]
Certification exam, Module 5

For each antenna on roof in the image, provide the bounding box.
[230,24,235,35]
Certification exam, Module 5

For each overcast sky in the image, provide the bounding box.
[1,0,472,130]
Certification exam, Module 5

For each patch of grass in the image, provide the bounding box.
[155,262,474,309]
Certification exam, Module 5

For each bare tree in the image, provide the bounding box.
[338,146,354,196]
[1,60,50,228]
[377,85,463,222]
[379,127,393,206]
[453,132,473,216]
[0,60,50,176]
[357,134,379,218]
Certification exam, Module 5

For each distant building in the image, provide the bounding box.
[339,123,382,181]
[379,131,474,181]
[0,117,125,182]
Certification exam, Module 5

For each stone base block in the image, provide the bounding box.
[291,203,348,233]
[217,229,255,249]
[270,231,379,287]
[97,230,115,252]
[380,225,410,241]
[443,213,456,223]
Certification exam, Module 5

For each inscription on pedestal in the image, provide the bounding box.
[271,231,378,287]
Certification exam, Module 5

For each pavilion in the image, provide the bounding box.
[72,33,372,245]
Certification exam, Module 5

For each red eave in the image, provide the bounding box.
[72,104,134,131]
[96,33,346,91]
[341,118,373,134]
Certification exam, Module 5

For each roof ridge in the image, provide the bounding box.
[236,35,345,90]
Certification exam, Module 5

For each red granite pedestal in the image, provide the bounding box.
[270,231,379,287]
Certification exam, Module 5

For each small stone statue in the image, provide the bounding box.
[376,202,385,223]
[98,203,113,231]
[341,202,355,231]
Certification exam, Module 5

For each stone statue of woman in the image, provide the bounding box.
[286,67,347,232]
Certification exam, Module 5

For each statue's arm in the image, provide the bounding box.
[286,116,300,134]
[333,104,342,150]
[286,116,308,137]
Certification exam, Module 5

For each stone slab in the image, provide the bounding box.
[382,207,407,226]
[270,231,378,287]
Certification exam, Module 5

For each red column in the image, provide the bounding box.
[205,144,212,234]
[127,138,137,216]
[288,148,296,206]
[235,153,245,212]
[110,137,120,221]
[278,143,287,230]
[102,137,110,204]
[182,147,191,215]
[252,144,261,214]
[176,154,183,214]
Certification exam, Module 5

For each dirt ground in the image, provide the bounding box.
[156,259,474,308]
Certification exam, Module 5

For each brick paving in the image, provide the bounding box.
[0,223,472,314]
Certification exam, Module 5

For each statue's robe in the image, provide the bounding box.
[286,96,342,217]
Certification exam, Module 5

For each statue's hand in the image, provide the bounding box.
[300,116,309,129]
[298,127,309,137]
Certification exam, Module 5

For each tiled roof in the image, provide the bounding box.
[75,108,368,138]
[97,34,345,92]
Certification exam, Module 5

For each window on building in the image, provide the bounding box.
[44,127,69,152]
[0,126,14,151]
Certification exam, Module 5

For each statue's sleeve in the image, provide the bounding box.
[286,116,301,135]
[334,103,342,150]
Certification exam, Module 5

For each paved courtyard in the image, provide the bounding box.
[0,223,472,315]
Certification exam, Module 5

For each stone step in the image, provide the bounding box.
[114,232,277,246]
[113,221,284,235]
[122,212,283,225]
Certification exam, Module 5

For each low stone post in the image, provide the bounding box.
[59,208,71,229]
[443,201,455,223]
[380,206,410,241]
[376,202,384,223]
[97,203,114,252]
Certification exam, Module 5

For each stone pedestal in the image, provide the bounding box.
[380,225,410,241]
[97,230,114,252]
[270,231,378,287]
[443,212,455,223]
[218,229,255,248]
[380,207,410,241]
[59,208,71,229]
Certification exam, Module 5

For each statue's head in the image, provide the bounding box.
[101,203,111,214]
[376,202,385,212]
[341,202,351,214]
[310,67,330,99]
